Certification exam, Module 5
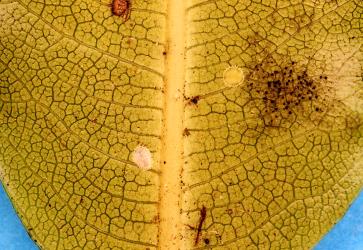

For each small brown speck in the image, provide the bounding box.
[189,96,200,105]
[183,128,191,136]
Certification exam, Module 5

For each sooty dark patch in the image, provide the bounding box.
[245,58,332,127]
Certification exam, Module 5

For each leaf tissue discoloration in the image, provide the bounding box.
[245,58,333,127]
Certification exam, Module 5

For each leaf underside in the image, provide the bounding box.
[0,0,362,249]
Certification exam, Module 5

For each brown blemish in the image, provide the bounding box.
[152,215,160,223]
[187,95,200,105]
[183,128,190,136]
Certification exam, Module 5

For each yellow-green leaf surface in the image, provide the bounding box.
[0,0,362,249]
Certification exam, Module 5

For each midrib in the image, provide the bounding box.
[158,0,186,248]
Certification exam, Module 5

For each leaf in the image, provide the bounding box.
[0,0,362,249]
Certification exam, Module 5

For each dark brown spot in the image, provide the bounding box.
[183,128,191,136]
[189,96,200,105]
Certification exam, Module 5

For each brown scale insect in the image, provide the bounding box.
[111,0,131,21]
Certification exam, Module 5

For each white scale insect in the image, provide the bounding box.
[132,145,152,170]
